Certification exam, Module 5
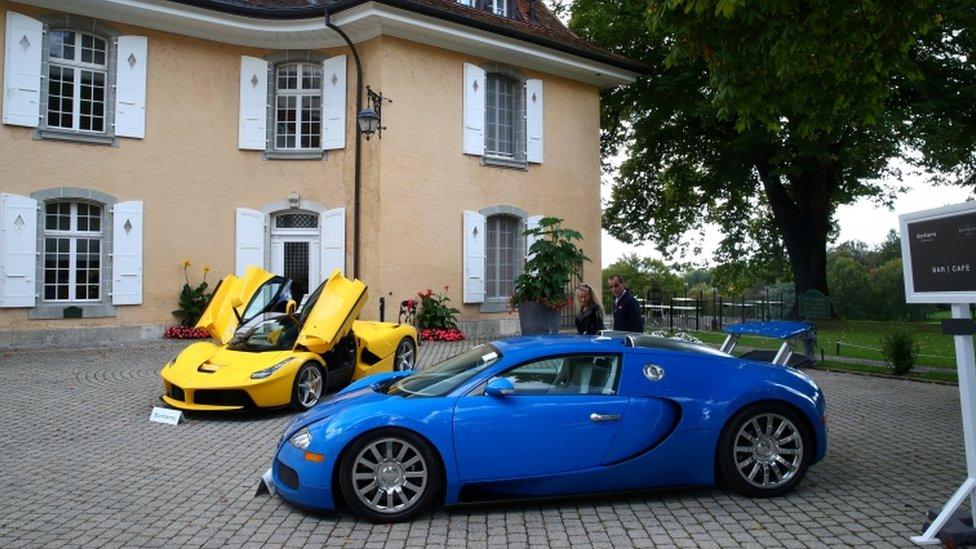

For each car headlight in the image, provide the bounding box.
[250,358,293,380]
[290,427,312,451]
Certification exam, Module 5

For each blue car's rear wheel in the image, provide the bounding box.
[338,429,440,522]
[718,403,812,497]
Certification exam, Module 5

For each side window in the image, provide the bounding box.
[496,355,621,396]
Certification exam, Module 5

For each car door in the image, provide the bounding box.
[294,269,367,354]
[452,354,629,481]
[195,266,291,344]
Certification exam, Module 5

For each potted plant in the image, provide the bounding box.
[511,217,589,335]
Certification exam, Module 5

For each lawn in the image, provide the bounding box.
[688,318,971,371]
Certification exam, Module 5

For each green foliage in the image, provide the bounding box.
[601,254,684,311]
[415,287,460,329]
[569,0,975,300]
[881,329,920,375]
[512,217,590,309]
[171,262,213,327]
[827,242,935,321]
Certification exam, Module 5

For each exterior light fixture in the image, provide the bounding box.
[357,86,391,140]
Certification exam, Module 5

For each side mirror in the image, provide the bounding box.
[285,299,297,318]
[230,295,244,309]
[485,377,515,397]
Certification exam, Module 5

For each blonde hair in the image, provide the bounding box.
[576,284,597,309]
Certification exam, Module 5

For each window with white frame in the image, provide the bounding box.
[43,201,103,301]
[490,0,507,16]
[485,214,524,299]
[274,62,323,151]
[47,30,108,133]
[463,63,542,166]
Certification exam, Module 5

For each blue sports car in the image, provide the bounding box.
[269,333,827,522]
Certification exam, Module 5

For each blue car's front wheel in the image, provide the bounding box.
[338,429,441,522]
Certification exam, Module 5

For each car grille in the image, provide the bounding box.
[168,384,185,402]
[277,460,299,490]
[194,389,251,407]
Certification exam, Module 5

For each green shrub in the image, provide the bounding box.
[416,287,460,329]
[880,329,919,375]
[171,260,213,327]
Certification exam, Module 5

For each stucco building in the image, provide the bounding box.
[0,0,640,344]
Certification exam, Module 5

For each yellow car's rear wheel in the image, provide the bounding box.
[290,362,325,411]
[393,337,416,372]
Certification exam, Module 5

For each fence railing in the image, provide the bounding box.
[602,289,797,332]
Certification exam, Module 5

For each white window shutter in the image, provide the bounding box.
[463,63,486,156]
[320,207,345,277]
[525,79,544,163]
[525,214,544,262]
[322,55,346,151]
[238,56,268,150]
[0,193,37,308]
[235,208,265,276]
[112,201,143,305]
[114,36,148,139]
[463,210,486,304]
[3,12,43,127]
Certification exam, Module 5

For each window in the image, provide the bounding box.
[490,0,507,16]
[274,63,322,151]
[486,74,517,158]
[493,355,621,396]
[485,214,524,300]
[43,201,103,302]
[47,31,108,133]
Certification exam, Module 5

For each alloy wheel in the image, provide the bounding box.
[733,413,804,490]
[296,366,323,408]
[351,437,428,514]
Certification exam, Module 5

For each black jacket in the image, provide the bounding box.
[575,304,605,335]
[612,290,644,333]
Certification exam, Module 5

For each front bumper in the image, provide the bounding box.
[272,440,336,511]
[161,370,294,411]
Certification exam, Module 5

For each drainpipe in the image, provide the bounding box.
[325,9,363,279]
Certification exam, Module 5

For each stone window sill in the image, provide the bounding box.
[480,298,512,314]
[35,129,117,146]
[482,155,528,171]
[264,150,325,161]
[28,302,118,320]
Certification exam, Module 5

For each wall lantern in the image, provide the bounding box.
[357,86,391,140]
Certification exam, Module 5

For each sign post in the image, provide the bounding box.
[899,202,976,546]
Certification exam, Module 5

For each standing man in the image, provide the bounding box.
[608,274,644,333]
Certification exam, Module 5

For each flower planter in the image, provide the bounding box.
[518,301,561,335]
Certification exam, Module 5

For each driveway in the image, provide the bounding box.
[0,339,965,547]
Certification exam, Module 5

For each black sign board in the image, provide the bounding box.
[798,290,830,319]
[901,204,976,303]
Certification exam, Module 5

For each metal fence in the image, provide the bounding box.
[602,288,797,332]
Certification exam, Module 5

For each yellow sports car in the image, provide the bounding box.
[160,267,418,412]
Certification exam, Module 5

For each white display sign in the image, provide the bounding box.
[149,406,183,426]
[261,467,276,497]
[899,202,976,304]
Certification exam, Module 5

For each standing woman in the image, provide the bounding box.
[574,284,605,335]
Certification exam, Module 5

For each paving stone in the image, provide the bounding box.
[0,339,965,547]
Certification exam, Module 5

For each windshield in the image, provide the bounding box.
[386,344,501,397]
[226,315,300,352]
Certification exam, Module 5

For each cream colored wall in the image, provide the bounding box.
[0,1,375,331]
[0,2,603,332]
[368,37,603,322]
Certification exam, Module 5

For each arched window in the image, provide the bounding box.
[47,30,109,133]
[485,214,524,299]
[274,62,322,151]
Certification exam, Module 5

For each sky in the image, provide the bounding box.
[600,173,976,268]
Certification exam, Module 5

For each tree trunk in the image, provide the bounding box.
[756,156,836,318]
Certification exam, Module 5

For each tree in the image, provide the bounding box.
[570,0,975,306]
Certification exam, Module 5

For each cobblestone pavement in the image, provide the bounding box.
[0,338,968,548]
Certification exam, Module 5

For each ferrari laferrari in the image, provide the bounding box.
[160,267,418,412]
[268,334,827,521]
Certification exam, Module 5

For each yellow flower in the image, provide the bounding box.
[203,265,211,273]
[182,259,191,269]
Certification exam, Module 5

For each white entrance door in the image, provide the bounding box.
[270,212,321,302]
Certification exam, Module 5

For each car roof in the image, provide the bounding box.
[490,334,730,358]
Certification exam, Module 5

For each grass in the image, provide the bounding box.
[688,319,967,370]
[812,360,957,384]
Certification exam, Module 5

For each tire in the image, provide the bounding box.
[338,428,441,523]
[717,402,812,497]
[392,337,417,372]
[290,362,325,412]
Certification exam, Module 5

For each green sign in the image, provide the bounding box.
[798,290,830,319]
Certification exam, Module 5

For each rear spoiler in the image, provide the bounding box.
[720,321,815,367]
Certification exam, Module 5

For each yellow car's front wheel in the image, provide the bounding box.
[291,362,325,411]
